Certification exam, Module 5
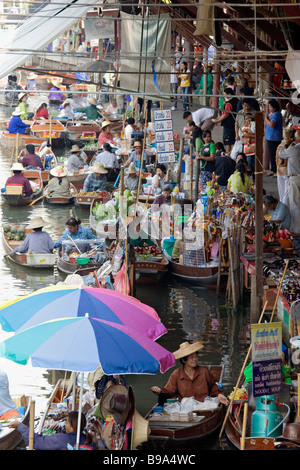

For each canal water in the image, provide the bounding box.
[0,106,251,450]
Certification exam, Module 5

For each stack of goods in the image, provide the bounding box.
[3,224,26,241]
[134,245,163,261]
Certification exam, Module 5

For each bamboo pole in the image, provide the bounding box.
[15,134,19,162]
[176,138,184,190]
[28,400,35,450]
[49,116,52,146]
[135,101,148,205]
[270,259,289,322]
[189,143,193,201]
[240,402,248,450]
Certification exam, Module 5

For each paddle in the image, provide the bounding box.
[29,191,51,206]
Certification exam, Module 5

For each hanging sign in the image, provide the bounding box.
[251,322,283,397]
[153,109,176,163]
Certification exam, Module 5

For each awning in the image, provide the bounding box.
[0,0,93,80]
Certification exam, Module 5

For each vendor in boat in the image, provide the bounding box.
[153,184,173,207]
[95,142,119,180]
[0,369,20,420]
[5,162,33,197]
[75,97,101,121]
[12,217,54,254]
[35,102,49,120]
[152,164,171,190]
[8,108,31,134]
[151,341,229,406]
[123,165,139,192]
[263,194,291,229]
[21,143,44,170]
[123,140,150,172]
[98,120,117,148]
[104,99,119,115]
[54,217,99,249]
[83,162,108,193]
[8,411,100,450]
[58,100,74,119]
[25,72,39,91]
[47,165,72,199]
[67,144,87,174]
[48,80,64,103]
[124,117,137,141]
[18,92,34,120]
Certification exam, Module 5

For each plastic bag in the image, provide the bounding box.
[231,140,243,160]
[113,260,130,295]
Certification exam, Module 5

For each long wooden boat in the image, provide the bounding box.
[18,147,58,185]
[2,225,57,268]
[57,239,108,275]
[44,182,77,205]
[75,190,111,208]
[1,170,43,207]
[65,120,101,144]
[145,365,224,450]
[134,247,169,284]
[0,131,44,151]
[30,120,65,142]
[0,396,32,450]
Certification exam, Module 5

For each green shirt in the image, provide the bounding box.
[75,105,100,121]
[19,101,28,120]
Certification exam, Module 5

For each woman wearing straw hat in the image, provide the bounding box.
[151,341,229,405]
[8,108,31,135]
[123,165,139,192]
[12,217,54,254]
[47,165,72,198]
[67,145,86,174]
[48,80,64,104]
[18,92,34,120]
[124,140,150,172]
[5,162,33,197]
[83,162,108,192]
[25,72,39,91]
[98,120,117,148]
[75,97,101,121]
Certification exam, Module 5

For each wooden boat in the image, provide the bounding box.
[0,131,44,151]
[0,396,32,450]
[65,120,101,144]
[57,240,108,275]
[145,365,224,450]
[134,247,169,284]
[1,170,43,207]
[44,182,77,205]
[75,190,111,208]
[17,147,58,185]
[30,120,65,143]
[2,225,57,268]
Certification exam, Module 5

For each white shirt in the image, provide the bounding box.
[95,150,119,168]
[278,142,300,176]
[170,65,179,84]
[192,108,214,126]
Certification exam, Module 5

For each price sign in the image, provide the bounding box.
[153,109,175,163]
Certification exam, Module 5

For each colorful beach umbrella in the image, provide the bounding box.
[0,285,166,340]
[0,315,176,375]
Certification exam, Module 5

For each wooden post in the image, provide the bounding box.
[189,144,193,201]
[251,112,264,323]
[297,373,300,423]
[15,134,19,161]
[240,402,248,450]
[176,138,184,190]
[28,400,35,450]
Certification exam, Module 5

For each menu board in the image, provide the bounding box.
[153,109,176,164]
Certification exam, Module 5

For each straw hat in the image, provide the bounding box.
[27,217,46,230]
[71,144,81,153]
[100,384,135,425]
[12,108,22,116]
[28,72,38,80]
[91,162,108,174]
[131,410,150,450]
[11,162,24,172]
[127,165,137,175]
[50,165,67,177]
[88,97,97,106]
[101,120,111,129]
[173,341,204,359]
[133,141,142,148]
[52,80,61,88]
[18,92,27,101]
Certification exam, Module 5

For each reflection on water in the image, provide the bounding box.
[0,106,251,449]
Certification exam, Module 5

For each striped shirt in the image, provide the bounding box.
[83,173,107,192]
[227,172,253,194]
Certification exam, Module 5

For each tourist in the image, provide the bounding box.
[183,108,216,132]
[5,162,33,197]
[35,102,49,120]
[54,217,99,249]
[195,65,213,107]
[67,145,86,174]
[235,98,255,145]
[178,61,191,111]
[192,58,203,91]
[214,143,236,188]
[8,108,31,134]
[196,129,216,189]
[21,144,43,169]
[242,113,256,175]
[170,57,179,110]
[48,165,72,198]
[278,129,300,234]
[212,88,239,153]
[0,369,20,420]
[75,97,101,121]
[265,98,283,176]
[13,217,54,254]
[124,140,150,171]
[98,120,117,147]
[152,164,171,190]
[123,165,139,192]
[276,128,294,206]
[263,195,291,230]
[8,411,99,450]
[236,87,260,113]
[227,161,253,194]
[48,80,64,103]
[83,162,108,192]
[151,341,229,405]
[185,120,203,147]
[18,92,34,120]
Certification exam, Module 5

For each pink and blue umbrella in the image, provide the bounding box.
[0,315,176,375]
[0,285,166,340]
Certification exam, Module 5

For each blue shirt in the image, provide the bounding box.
[268,201,291,229]
[83,173,107,192]
[13,231,54,254]
[54,225,99,248]
[0,370,19,417]
[8,116,30,135]
[265,111,283,142]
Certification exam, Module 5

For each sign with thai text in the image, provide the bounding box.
[153,109,175,163]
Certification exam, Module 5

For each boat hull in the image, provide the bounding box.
[0,396,31,450]
[57,256,105,275]
[2,170,43,207]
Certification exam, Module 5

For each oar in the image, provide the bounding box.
[29,191,50,206]
[67,234,82,254]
